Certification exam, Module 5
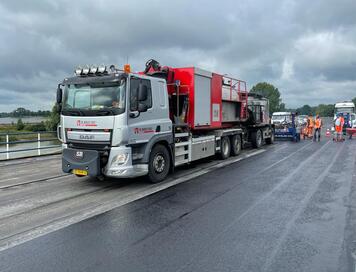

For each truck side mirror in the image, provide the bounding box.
[56,85,63,104]
[138,85,148,101]
[56,85,63,113]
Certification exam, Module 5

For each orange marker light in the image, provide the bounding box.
[124,64,131,73]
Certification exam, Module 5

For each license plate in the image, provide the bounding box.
[73,169,88,176]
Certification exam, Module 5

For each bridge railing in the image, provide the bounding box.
[0,131,61,160]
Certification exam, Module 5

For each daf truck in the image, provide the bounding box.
[56,60,274,183]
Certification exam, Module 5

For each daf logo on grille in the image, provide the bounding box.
[75,151,84,159]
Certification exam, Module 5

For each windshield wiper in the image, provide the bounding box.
[95,108,115,116]
[62,109,86,116]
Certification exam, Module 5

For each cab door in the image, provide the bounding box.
[127,76,155,144]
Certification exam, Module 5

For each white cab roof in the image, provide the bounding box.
[272,112,291,116]
[335,102,355,107]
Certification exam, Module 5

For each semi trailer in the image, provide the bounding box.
[56,60,274,183]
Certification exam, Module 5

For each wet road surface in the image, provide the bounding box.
[0,137,355,272]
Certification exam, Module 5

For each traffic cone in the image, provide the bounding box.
[325,129,331,137]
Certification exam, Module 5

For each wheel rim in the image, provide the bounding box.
[153,154,165,173]
[257,131,262,145]
[234,137,240,152]
[223,139,229,155]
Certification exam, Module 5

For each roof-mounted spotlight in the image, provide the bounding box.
[75,66,83,76]
[98,65,106,74]
[82,65,90,75]
[109,65,117,73]
[89,65,98,74]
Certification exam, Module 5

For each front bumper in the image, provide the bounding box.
[62,148,100,176]
[62,145,148,179]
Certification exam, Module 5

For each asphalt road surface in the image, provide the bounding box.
[0,136,355,272]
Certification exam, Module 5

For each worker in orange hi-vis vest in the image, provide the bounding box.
[313,115,322,142]
[334,113,343,142]
[307,115,314,138]
[339,113,345,141]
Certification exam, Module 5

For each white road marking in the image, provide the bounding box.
[0,177,19,181]
[256,141,313,174]
[0,149,266,252]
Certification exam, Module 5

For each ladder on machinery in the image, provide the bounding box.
[173,125,190,166]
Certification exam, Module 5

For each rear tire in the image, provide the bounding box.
[265,129,274,145]
[251,129,263,148]
[219,136,231,159]
[148,144,170,183]
[231,134,241,156]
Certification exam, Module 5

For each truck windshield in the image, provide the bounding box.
[272,115,291,122]
[335,107,354,113]
[62,78,126,116]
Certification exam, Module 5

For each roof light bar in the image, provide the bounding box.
[74,64,113,76]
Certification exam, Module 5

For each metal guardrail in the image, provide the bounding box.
[0,131,61,160]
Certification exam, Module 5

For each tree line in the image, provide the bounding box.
[14,105,59,132]
[0,107,51,118]
[250,82,356,117]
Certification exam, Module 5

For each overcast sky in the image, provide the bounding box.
[0,0,355,112]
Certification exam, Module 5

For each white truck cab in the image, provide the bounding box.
[334,101,355,119]
[57,66,173,182]
[271,112,292,125]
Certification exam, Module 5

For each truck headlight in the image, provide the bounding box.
[112,153,129,166]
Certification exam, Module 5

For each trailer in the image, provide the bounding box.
[56,60,274,183]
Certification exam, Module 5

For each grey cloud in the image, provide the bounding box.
[0,0,356,111]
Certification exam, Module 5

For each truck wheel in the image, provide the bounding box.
[231,134,241,156]
[252,129,263,148]
[148,144,170,183]
[265,129,274,145]
[219,136,231,159]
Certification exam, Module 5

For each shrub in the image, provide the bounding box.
[25,122,46,132]
[16,118,25,130]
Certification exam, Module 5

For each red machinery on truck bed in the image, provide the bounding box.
[143,59,254,130]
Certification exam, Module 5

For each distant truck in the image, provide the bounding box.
[334,101,355,134]
[271,112,300,142]
[334,101,355,117]
[56,60,274,183]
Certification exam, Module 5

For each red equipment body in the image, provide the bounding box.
[144,62,249,131]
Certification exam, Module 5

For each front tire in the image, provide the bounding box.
[148,144,170,183]
[219,136,231,159]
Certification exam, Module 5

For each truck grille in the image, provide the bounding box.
[68,142,110,151]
